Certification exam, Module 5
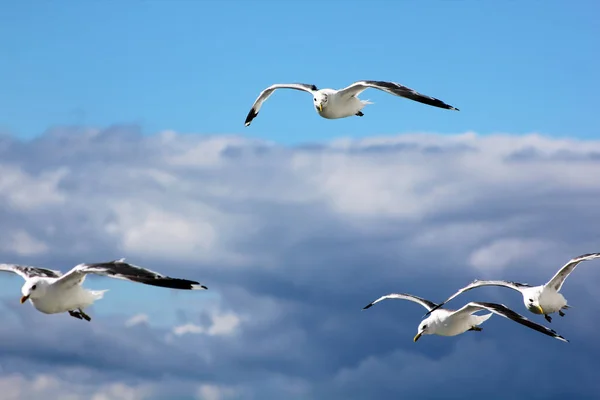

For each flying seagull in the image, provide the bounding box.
[244,80,459,127]
[362,293,568,343]
[424,252,600,323]
[0,258,207,322]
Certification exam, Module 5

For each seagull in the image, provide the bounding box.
[0,258,207,322]
[362,293,568,342]
[424,252,600,323]
[244,80,459,126]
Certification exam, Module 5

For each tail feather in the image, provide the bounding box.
[361,99,374,105]
[91,290,109,300]
[474,313,493,326]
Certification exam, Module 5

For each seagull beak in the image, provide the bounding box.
[536,305,544,314]
[318,103,323,112]
[413,331,423,342]
[20,295,29,304]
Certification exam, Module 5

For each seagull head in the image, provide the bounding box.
[313,92,328,112]
[523,289,544,315]
[526,299,544,315]
[413,320,431,342]
[20,278,46,304]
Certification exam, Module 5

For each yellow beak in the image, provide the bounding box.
[20,295,29,304]
[318,103,323,112]
[536,305,544,314]
[413,332,423,342]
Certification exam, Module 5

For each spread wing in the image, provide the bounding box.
[0,263,63,281]
[337,80,459,111]
[545,252,600,291]
[244,83,318,126]
[362,293,438,312]
[55,258,207,290]
[451,302,568,342]
[424,279,532,317]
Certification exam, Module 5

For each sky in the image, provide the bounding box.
[1,1,600,400]
[1,0,599,144]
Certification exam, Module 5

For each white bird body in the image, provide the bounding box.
[313,88,371,119]
[24,277,107,314]
[533,287,568,315]
[423,308,493,337]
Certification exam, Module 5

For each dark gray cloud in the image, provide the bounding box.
[0,127,599,399]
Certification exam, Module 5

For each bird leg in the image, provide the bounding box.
[78,308,92,322]
[559,310,565,317]
[355,111,364,117]
[544,314,552,323]
[68,310,84,320]
[468,326,483,332]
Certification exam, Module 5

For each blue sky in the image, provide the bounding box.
[1,0,599,144]
[2,2,600,399]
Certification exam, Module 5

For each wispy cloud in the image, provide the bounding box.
[125,314,149,328]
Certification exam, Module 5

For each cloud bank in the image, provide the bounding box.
[1,126,600,399]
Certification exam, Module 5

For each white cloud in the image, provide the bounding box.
[11,129,598,270]
[468,238,554,271]
[0,165,67,210]
[2,128,600,399]
[0,230,49,256]
[90,383,150,400]
[207,312,240,336]
[196,384,237,400]
[172,323,205,336]
[106,201,217,257]
[0,374,152,400]
[164,134,263,167]
[125,313,149,327]
[172,311,240,337]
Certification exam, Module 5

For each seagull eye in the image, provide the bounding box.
[31,285,37,290]
[528,299,533,302]
[313,98,317,101]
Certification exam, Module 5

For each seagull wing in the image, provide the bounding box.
[244,83,318,126]
[362,293,438,312]
[0,263,63,281]
[424,279,532,317]
[451,301,568,342]
[337,80,459,111]
[545,252,600,291]
[54,258,207,290]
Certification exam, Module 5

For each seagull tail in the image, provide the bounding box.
[361,99,374,106]
[91,289,109,300]
[473,312,493,327]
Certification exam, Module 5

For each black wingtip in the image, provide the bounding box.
[133,277,206,291]
[244,109,258,127]
[362,303,374,310]
[575,252,600,259]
